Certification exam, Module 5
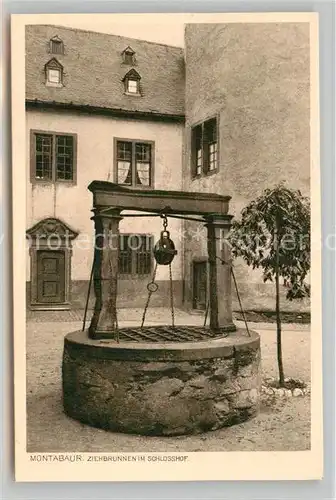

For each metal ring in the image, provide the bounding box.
[147,282,159,293]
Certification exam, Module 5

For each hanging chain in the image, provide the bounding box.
[141,214,176,329]
[231,267,250,337]
[82,253,95,332]
[161,214,168,231]
[215,255,250,337]
[163,213,175,328]
[203,300,209,327]
[141,262,158,329]
[168,262,175,328]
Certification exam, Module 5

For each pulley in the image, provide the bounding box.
[141,214,176,329]
[153,216,177,266]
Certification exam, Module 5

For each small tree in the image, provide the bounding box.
[229,184,310,386]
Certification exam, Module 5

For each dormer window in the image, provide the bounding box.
[127,79,139,94]
[122,46,135,65]
[45,58,63,87]
[50,36,64,55]
[48,69,61,84]
[122,69,141,96]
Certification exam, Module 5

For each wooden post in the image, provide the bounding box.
[205,214,236,332]
[89,208,122,339]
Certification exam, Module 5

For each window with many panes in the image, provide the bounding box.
[31,131,77,183]
[191,117,218,177]
[115,139,153,188]
[118,234,153,277]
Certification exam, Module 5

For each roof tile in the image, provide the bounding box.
[26,24,185,117]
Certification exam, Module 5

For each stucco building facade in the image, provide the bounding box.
[182,23,310,312]
[25,24,185,310]
[25,23,310,313]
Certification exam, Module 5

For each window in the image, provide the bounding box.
[31,131,77,183]
[115,139,153,187]
[191,117,218,177]
[50,36,64,55]
[45,58,63,87]
[194,125,203,176]
[126,79,139,94]
[118,234,153,276]
[122,69,141,95]
[47,68,61,84]
[122,46,136,65]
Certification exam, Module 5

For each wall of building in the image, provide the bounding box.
[26,108,184,308]
[183,23,311,312]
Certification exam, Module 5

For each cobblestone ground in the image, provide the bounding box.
[26,309,311,452]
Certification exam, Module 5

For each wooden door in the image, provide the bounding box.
[37,250,65,304]
[192,261,207,310]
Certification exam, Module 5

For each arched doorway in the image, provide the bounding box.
[26,218,78,310]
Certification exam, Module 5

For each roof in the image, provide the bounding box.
[25,24,185,119]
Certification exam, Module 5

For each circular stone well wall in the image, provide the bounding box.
[62,329,261,436]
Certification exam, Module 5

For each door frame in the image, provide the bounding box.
[36,249,67,307]
[191,257,209,310]
[27,218,78,310]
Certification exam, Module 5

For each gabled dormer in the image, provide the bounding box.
[45,58,63,87]
[49,35,64,55]
[122,69,141,95]
[122,46,136,65]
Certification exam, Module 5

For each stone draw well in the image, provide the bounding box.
[62,181,261,436]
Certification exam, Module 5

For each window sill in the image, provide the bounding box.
[205,168,219,177]
[118,274,152,280]
[124,91,141,97]
[117,183,154,190]
[31,179,77,186]
[191,168,219,180]
[45,82,63,88]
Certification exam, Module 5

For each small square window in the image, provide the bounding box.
[124,53,134,65]
[122,46,136,65]
[47,69,61,84]
[45,59,63,87]
[127,79,139,94]
[49,36,64,55]
[51,40,64,55]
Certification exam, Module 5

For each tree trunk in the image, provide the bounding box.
[275,222,285,386]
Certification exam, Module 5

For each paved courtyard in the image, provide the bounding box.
[26,308,311,452]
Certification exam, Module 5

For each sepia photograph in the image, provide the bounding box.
[12,12,322,481]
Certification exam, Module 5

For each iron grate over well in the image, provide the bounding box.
[98,326,230,343]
